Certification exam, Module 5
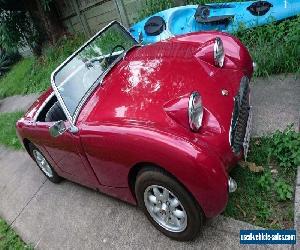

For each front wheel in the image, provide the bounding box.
[135,167,204,241]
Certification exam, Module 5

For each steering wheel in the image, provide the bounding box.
[108,45,126,61]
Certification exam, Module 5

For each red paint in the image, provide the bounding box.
[16,31,253,218]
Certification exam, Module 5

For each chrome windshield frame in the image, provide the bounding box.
[50,21,138,131]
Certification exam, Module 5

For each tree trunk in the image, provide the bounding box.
[26,0,66,45]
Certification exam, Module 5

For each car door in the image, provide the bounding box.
[28,120,99,188]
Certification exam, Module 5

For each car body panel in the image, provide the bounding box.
[16,29,253,218]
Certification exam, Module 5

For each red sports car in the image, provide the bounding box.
[16,21,253,241]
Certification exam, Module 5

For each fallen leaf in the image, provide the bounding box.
[239,161,264,172]
[237,204,247,217]
[270,219,278,226]
[248,162,264,173]
[239,161,248,168]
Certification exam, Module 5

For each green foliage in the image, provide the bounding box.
[81,24,135,60]
[137,0,175,20]
[257,171,294,201]
[225,161,296,228]
[225,125,298,228]
[0,50,20,76]
[255,198,272,221]
[0,35,85,98]
[0,111,23,149]
[257,171,273,191]
[0,217,31,249]
[269,125,300,169]
[235,15,300,77]
[0,10,40,53]
[275,179,293,201]
[247,125,300,169]
[247,137,271,166]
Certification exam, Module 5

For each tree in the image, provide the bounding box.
[0,0,65,55]
[0,9,42,55]
[26,0,66,44]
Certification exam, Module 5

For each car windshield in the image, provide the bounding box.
[52,22,137,120]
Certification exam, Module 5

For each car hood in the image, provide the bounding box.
[79,32,252,135]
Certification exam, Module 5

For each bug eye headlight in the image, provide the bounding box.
[188,92,203,132]
[214,37,225,67]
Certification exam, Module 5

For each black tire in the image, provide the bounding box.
[28,143,62,183]
[135,167,204,241]
[45,101,67,122]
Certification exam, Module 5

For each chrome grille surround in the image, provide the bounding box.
[230,76,251,154]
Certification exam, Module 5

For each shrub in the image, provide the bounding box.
[274,179,293,201]
[0,50,20,76]
[269,125,300,169]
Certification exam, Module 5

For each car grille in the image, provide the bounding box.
[230,77,251,153]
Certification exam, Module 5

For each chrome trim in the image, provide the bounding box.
[243,106,252,159]
[228,177,237,193]
[33,92,55,122]
[253,62,257,71]
[228,97,236,149]
[188,91,203,132]
[50,21,138,131]
[229,76,251,154]
[213,37,225,68]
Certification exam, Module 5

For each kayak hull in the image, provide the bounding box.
[130,0,300,44]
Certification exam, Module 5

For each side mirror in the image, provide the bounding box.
[49,120,67,138]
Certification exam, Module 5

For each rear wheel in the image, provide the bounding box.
[29,143,62,183]
[135,167,204,241]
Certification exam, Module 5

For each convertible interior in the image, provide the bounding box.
[36,95,67,123]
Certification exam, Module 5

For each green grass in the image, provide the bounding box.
[224,127,300,228]
[235,16,300,77]
[224,164,295,228]
[0,112,23,149]
[0,35,84,99]
[0,217,31,249]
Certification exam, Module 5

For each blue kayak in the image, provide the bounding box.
[130,0,300,44]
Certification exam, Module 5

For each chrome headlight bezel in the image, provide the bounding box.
[214,37,225,68]
[188,91,203,132]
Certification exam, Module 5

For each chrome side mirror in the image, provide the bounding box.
[49,120,67,138]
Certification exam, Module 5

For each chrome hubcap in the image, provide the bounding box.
[144,185,187,232]
[33,150,53,178]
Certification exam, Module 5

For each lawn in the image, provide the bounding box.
[0,112,23,149]
[224,126,300,228]
[0,217,30,249]
[0,35,84,99]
